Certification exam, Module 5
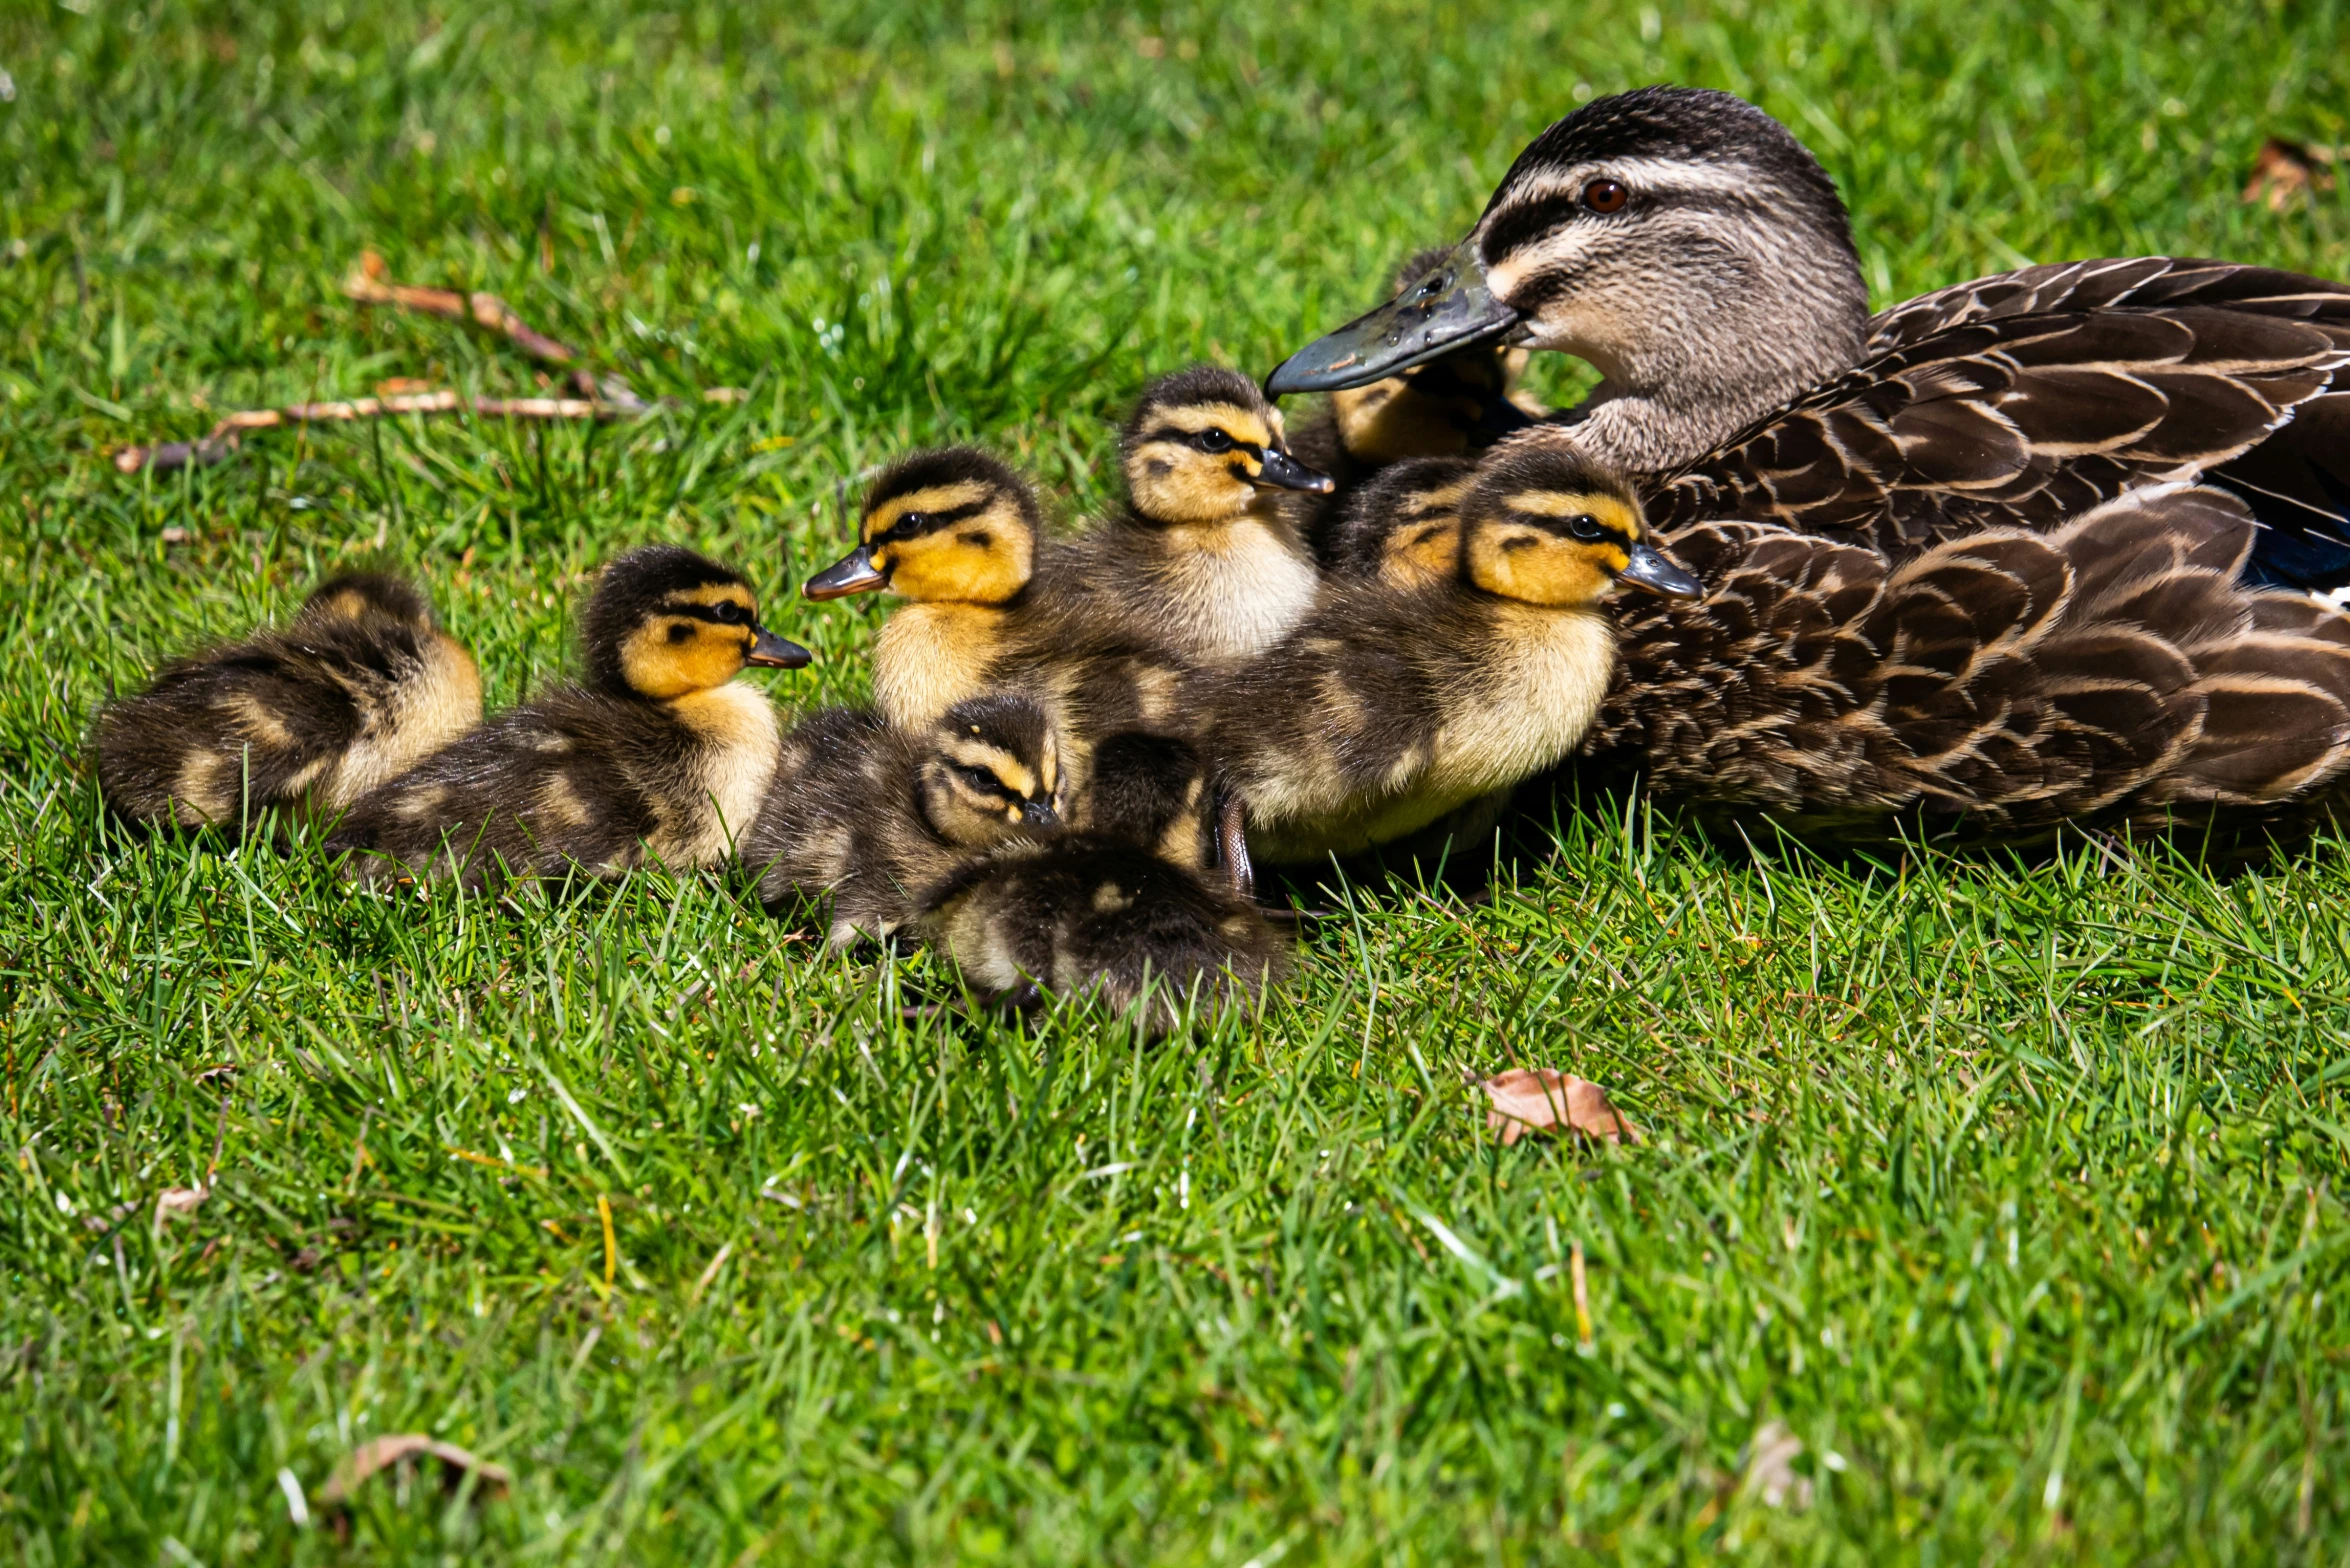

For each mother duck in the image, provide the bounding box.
[1269,86,2350,847]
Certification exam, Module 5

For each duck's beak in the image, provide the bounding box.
[1265,239,1521,395]
[1616,541,1704,600]
[1252,447,1336,494]
[1020,797,1061,829]
[803,544,887,601]
[746,626,814,668]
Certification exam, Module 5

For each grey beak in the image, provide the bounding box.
[1617,540,1703,600]
[1264,239,1522,395]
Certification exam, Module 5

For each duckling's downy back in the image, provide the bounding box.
[94,570,481,833]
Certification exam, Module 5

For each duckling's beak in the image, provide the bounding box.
[1265,239,1521,395]
[804,545,887,601]
[1020,797,1060,829]
[1253,448,1336,494]
[745,626,814,668]
[1616,541,1704,600]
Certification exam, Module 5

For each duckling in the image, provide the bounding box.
[1055,366,1336,665]
[743,693,1063,947]
[803,447,1051,730]
[1322,455,1478,589]
[329,546,809,889]
[93,570,481,833]
[1207,440,1700,865]
[802,446,1208,790]
[917,731,1289,1032]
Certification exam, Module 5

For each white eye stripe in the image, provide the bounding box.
[1490,154,1766,213]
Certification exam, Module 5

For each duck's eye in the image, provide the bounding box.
[957,765,1002,795]
[711,601,747,625]
[1194,429,1235,455]
[1567,514,1605,541]
[1582,179,1628,214]
[882,512,929,542]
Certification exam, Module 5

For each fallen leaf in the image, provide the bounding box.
[2244,137,2339,211]
[316,1435,510,1511]
[1480,1068,1637,1146]
[1739,1420,1814,1510]
[154,1185,208,1223]
[374,377,438,396]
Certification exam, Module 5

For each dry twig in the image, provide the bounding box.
[111,252,740,476]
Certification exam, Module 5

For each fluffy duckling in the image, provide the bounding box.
[94,571,481,833]
[744,693,1063,946]
[1323,455,1478,589]
[1055,366,1336,665]
[329,546,808,889]
[917,731,1288,1031]
[1208,440,1701,864]
[803,446,1207,790]
[803,448,1052,729]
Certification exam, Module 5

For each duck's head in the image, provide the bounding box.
[297,571,437,630]
[1122,366,1334,526]
[1268,88,1868,458]
[584,545,811,700]
[1460,441,1701,607]
[915,694,1065,843]
[1326,250,1534,465]
[1326,455,1478,589]
[805,448,1040,606]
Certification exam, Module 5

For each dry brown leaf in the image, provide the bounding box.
[1740,1420,1814,1510]
[316,1435,511,1510]
[1480,1067,1637,1146]
[2244,137,2339,211]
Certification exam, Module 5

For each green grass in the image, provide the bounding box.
[6,0,2350,1561]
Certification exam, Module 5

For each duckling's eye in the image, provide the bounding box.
[883,513,929,542]
[1193,429,1235,455]
[1567,514,1605,542]
[711,601,748,625]
[956,765,1003,795]
[1582,179,1629,214]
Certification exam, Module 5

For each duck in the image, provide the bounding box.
[1054,366,1337,665]
[328,545,809,888]
[1206,443,1700,865]
[93,570,481,834]
[916,730,1288,1031]
[801,445,1211,791]
[1268,84,2350,842]
[743,693,1063,947]
[1284,247,1540,563]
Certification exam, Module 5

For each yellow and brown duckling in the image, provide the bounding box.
[1209,439,1699,864]
[1056,366,1336,665]
[329,546,808,889]
[804,448,1052,730]
[802,445,1207,793]
[94,571,481,834]
[744,693,1064,947]
[917,731,1288,1032]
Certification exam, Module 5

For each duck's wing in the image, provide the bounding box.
[1862,258,2349,352]
[1648,266,2350,591]
[1590,485,2350,836]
